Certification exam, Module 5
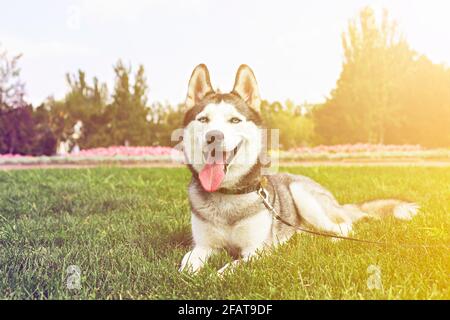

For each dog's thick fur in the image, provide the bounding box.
[179,64,419,275]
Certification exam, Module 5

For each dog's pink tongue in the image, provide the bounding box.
[199,161,225,192]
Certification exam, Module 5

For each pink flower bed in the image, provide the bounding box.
[290,144,423,154]
[72,146,176,157]
[0,144,436,162]
[0,146,178,159]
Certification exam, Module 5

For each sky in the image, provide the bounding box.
[1,0,450,106]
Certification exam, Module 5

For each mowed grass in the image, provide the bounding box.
[0,166,449,300]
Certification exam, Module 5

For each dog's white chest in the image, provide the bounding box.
[191,209,273,254]
[227,210,273,249]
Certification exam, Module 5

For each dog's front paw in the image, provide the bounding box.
[217,260,240,278]
[179,251,197,273]
[179,248,211,274]
[178,261,194,273]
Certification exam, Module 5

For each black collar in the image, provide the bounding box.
[217,176,268,195]
[217,184,260,195]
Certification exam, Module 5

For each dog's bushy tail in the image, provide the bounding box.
[355,199,420,221]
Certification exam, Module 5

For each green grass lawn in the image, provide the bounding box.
[0,166,449,299]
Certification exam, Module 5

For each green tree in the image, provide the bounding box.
[0,47,56,155]
[314,7,414,144]
[391,56,450,147]
[47,70,109,150]
[109,61,150,145]
[75,76,111,149]
[261,100,314,149]
[314,6,450,147]
[147,102,185,146]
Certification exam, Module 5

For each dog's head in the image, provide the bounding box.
[182,64,267,192]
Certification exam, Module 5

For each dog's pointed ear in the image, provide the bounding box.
[185,64,214,108]
[232,64,261,111]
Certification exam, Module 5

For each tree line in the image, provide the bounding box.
[314,7,450,147]
[1,7,449,156]
[0,57,315,155]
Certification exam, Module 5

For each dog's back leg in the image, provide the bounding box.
[289,182,352,236]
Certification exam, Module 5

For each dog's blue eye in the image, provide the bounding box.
[197,116,209,123]
[230,117,242,124]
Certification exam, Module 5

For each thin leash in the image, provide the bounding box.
[256,182,449,249]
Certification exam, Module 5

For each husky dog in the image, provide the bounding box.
[179,64,419,275]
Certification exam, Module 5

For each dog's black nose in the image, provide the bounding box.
[205,130,224,145]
